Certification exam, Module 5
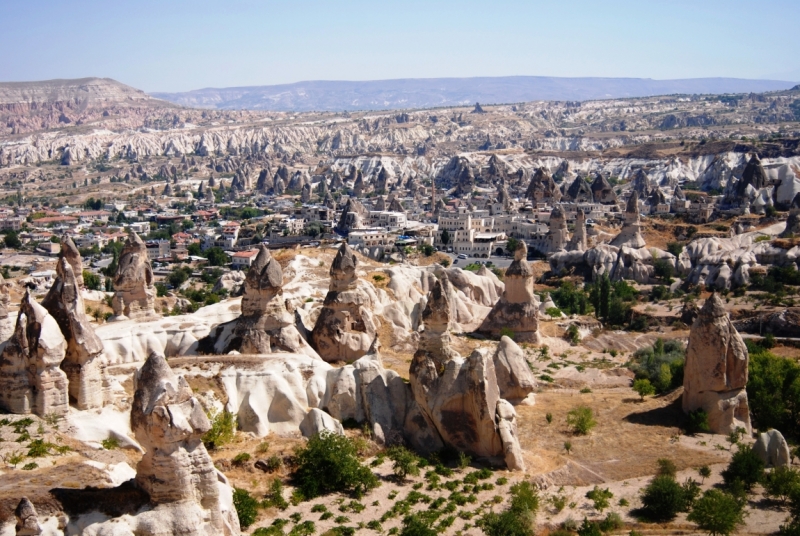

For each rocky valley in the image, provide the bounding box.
[0,76,799,536]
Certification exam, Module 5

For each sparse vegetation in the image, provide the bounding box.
[293,432,379,499]
[566,405,596,435]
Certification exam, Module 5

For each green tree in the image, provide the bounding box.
[640,474,688,521]
[566,406,596,435]
[440,229,450,246]
[633,378,655,400]
[721,445,764,491]
[506,237,520,253]
[763,466,800,503]
[83,270,101,290]
[293,432,378,499]
[598,274,611,321]
[387,445,420,480]
[3,231,21,249]
[232,488,260,528]
[687,489,745,536]
[187,242,202,256]
[204,246,229,266]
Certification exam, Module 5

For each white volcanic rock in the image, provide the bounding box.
[682,293,752,435]
[311,243,380,362]
[567,207,588,252]
[111,232,158,321]
[610,191,646,249]
[493,336,537,404]
[42,240,111,410]
[0,293,68,416]
[127,353,239,535]
[753,429,791,468]
[479,243,540,343]
[212,270,245,296]
[300,408,344,438]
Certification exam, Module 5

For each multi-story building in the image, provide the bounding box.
[348,230,396,249]
[368,211,407,230]
[145,239,171,260]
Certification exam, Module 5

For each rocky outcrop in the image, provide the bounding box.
[564,175,593,203]
[413,278,460,368]
[230,245,317,356]
[479,242,540,343]
[129,353,239,535]
[300,408,344,438]
[112,232,158,321]
[541,205,569,253]
[311,243,379,362]
[492,336,536,404]
[780,193,800,238]
[567,207,588,252]
[610,192,646,249]
[42,240,110,410]
[0,272,10,320]
[14,497,43,536]
[0,293,68,416]
[525,168,561,204]
[591,173,617,204]
[682,293,752,435]
[334,198,370,235]
[753,429,790,468]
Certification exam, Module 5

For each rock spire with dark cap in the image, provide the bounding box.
[131,352,239,534]
[780,193,800,238]
[479,242,540,343]
[682,293,751,434]
[610,191,646,248]
[311,242,380,362]
[111,231,158,321]
[42,237,110,409]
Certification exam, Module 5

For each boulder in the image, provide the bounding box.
[682,293,752,435]
[753,429,791,468]
[42,243,111,410]
[213,271,245,296]
[15,497,43,536]
[130,353,239,535]
[479,242,541,343]
[0,292,68,416]
[111,232,158,321]
[492,336,536,404]
[311,243,379,362]
[300,408,344,438]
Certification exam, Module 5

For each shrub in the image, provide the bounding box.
[567,406,596,435]
[686,409,711,435]
[687,489,745,536]
[202,410,236,449]
[101,436,120,450]
[399,514,437,536]
[640,474,688,521]
[585,486,613,512]
[630,339,685,394]
[233,488,259,528]
[546,307,563,318]
[599,512,623,532]
[566,324,581,345]
[263,478,289,510]
[388,445,420,480]
[721,445,764,491]
[27,439,52,458]
[232,452,251,466]
[633,378,655,400]
[293,431,378,499]
[500,327,515,340]
[657,458,677,478]
[290,521,316,536]
[577,518,602,536]
[764,466,800,503]
[22,462,38,471]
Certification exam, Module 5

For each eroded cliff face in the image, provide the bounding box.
[112,232,158,322]
[683,293,752,435]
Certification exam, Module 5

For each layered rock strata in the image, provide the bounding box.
[682,293,752,435]
[311,243,379,362]
[112,232,158,321]
[42,239,110,410]
[479,242,541,343]
[0,293,68,416]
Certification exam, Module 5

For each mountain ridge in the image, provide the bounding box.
[150,75,798,112]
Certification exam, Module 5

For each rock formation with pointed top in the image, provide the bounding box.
[334,198,370,235]
[413,278,460,368]
[564,175,594,203]
[478,242,540,343]
[610,191,646,248]
[682,293,751,435]
[15,497,42,536]
[130,352,239,535]
[42,239,110,410]
[111,232,158,321]
[543,205,569,253]
[525,168,561,204]
[567,207,588,252]
[231,245,318,356]
[311,243,380,361]
[0,272,10,320]
[591,173,617,204]
[781,193,800,238]
[0,292,68,416]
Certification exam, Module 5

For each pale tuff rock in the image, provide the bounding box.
[334,198,370,235]
[525,167,561,204]
[492,336,537,404]
[610,191,646,249]
[42,243,110,410]
[0,271,10,319]
[112,232,158,321]
[0,292,68,416]
[479,242,541,343]
[753,429,791,468]
[413,278,460,368]
[564,175,593,203]
[300,408,344,437]
[15,498,43,536]
[591,173,617,204]
[542,205,569,253]
[59,235,84,287]
[682,293,752,435]
[780,193,800,238]
[311,243,379,362]
[567,208,588,252]
[231,245,317,356]
[130,353,239,535]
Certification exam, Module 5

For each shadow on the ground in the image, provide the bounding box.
[623,396,684,428]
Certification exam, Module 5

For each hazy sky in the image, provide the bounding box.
[1,0,799,92]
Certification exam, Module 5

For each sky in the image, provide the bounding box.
[1,0,799,93]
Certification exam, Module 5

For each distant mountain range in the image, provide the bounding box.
[150,76,798,112]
